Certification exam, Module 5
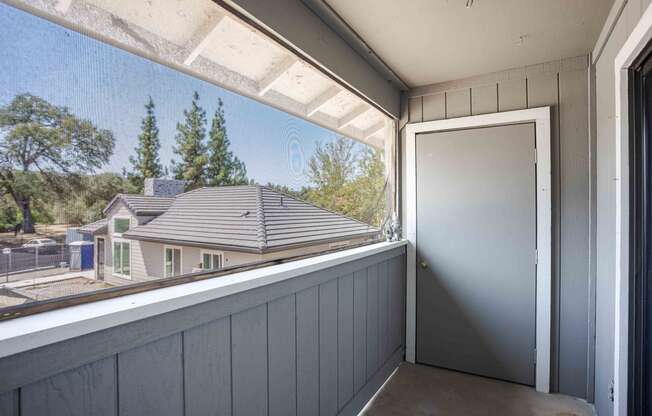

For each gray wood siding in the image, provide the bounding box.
[0,246,405,416]
[0,391,18,416]
[404,55,591,399]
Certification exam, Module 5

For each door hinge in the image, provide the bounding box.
[533,348,537,364]
[535,249,538,265]
[609,379,615,402]
[534,148,538,164]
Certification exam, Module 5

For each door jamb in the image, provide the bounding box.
[404,107,552,393]
[613,5,652,415]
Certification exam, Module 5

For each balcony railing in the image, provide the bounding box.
[0,241,406,416]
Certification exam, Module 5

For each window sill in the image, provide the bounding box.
[0,240,406,358]
[112,273,131,279]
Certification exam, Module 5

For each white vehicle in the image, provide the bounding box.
[22,238,58,253]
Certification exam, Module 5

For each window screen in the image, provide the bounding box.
[0,1,393,318]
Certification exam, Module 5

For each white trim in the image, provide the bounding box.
[592,0,629,65]
[404,107,552,393]
[111,238,132,280]
[94,236,105,280]
[613,4,652,415]
[0,240,406,359]
[164,245,184,278]
[200,249,224,270]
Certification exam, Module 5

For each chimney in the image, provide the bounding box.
[144,178,186,197]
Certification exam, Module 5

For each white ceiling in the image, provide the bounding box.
[324,0,613,87]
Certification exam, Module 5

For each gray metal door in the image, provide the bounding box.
[416,123,537,386]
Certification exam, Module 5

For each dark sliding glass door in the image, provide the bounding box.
[629,40,652,416]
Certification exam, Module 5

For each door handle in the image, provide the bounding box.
[420,261,428,269]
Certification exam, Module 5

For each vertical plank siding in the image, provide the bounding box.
[183,317,232,416]
[406,55,591,398]
[0,391,18,416]
[0,247,405,416]
[21,357,117,416]
[118,335,184,416]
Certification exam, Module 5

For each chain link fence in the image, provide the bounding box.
[0,244,70,282]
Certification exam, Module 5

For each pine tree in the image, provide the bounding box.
[206,98,248,186]
[129,97,163,191]
[231,156,248,185]
[171,92,208,189]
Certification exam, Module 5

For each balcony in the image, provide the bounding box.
[0,0,649,415]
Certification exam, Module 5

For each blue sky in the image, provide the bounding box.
[0,3,360,189]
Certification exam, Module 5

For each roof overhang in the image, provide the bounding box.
[122,230,381,254]
[6,0,394,149]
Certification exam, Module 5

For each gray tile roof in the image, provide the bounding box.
[103,194,175,216]
[123,185,379,253]
[78,218,108,235]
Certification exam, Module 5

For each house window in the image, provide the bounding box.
[201,250,224,271]
[113,241,130,278]
[113,218,130,235]
[165,247,182,278]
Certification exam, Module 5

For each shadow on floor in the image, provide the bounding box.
[362,363,594,416]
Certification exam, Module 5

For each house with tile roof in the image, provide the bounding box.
[80,179,380,284]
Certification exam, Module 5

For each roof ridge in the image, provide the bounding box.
[259,185,374,227]
[254,185,268,250]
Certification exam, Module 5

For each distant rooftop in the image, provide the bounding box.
[123,185,379,253]
[78,218,108,236]
[103,194,175,216]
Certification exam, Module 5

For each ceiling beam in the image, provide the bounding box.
[363,121,384,139]
[55,0,73,14]
[306,86,340,117]
[183,14,226,66]
[338,104,369,129]
[258,56,298,96]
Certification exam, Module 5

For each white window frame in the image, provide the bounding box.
[612,5,652,415]
[404,107,552,393]
[200,249,224,271]
[112,238,131,279]
[164,245,184,278]
[112,216,131,237]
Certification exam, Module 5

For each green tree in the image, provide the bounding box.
[350,147,386,226]
[0,193,18,232]
[129,97,163,191]
[171,92,208,189]
[231,157,248,185]
[55,173,137,224]
[304,137,386,226]
[304,138,358,216]
[206,98,248,186]
[0,94,114,233]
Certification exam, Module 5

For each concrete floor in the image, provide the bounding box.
[362,363,595,416]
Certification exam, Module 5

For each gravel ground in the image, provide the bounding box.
[5,277,113,305]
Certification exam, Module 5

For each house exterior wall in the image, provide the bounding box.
[106,237,372,282]
[100,202,162,285]
[402,55,593,400]
[97,200,375,283]
[593,1,650,414]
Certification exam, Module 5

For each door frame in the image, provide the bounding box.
[613,5,652,414]
[95,237,105,280]
[404,107,552,393]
